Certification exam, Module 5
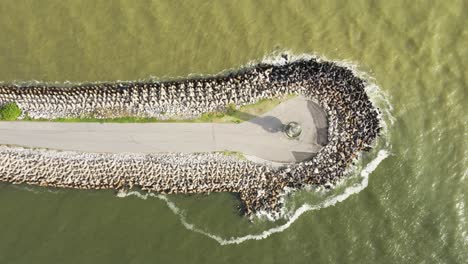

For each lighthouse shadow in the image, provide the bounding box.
[237,111,284,134]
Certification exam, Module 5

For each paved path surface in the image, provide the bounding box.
[0,96,328,162]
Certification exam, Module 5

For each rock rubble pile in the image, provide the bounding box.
[0,58,381,217]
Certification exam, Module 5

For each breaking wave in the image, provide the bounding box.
[117,149,390,245]
[116,52,394,245]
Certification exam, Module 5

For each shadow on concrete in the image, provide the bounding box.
[236,100,328,138]
[245,114,284,133]
[291,151,316,162]
[317,127,328,146]
[233,109,285,133]
[307,101,328,146]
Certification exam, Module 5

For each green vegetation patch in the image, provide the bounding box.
[228,94,297,122]
[22,94,297,123]
[219,151,246,160]
[0,102,22,121]
[189,94,297,123]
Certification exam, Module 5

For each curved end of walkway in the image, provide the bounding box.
[233,96,328,163]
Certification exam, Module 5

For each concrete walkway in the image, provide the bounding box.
[0,96,328,163]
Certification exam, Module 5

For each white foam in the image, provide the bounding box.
[144,149,389,245]
[116,190,150,200]
[9,184,63,195]
[455,197,468,245]
[112,52,395,245]
[117,148,390,245]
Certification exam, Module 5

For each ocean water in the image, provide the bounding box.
[0,0,466,263]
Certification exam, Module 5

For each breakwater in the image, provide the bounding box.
[0,57,381,218]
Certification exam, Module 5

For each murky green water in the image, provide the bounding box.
[0,0,466,263]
